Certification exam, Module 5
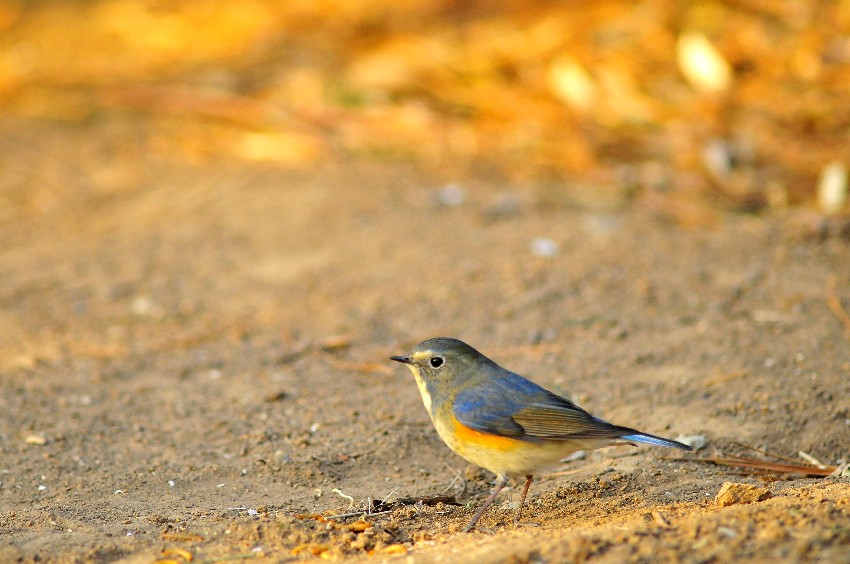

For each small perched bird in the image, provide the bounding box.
[391,337,692,532]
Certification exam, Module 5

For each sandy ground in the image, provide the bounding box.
[1,119,849,562]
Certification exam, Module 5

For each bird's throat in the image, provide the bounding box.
[409,367,433,413]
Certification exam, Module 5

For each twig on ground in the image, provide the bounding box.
[322,510,393,520]
[729,441,802,465]
[393,495,462,506]
[381,487,399,506]
[798,451,827,469]
[440,463,466,496]
[331,488,355,509]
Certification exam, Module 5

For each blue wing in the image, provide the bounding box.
[452,371,691,450]
[452,371,609,440]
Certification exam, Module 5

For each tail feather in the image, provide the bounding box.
[621,432,692,451]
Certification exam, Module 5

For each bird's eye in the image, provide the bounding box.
[429,356,444,368]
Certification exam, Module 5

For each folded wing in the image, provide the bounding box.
[453,371,690,450]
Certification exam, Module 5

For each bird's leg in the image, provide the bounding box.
[514,475,534,525]
[463,474,509,532]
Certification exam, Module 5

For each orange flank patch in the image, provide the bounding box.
[451,415,520,451]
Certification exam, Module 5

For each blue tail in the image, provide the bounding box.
[621,433,692,451]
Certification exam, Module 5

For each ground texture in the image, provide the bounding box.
[1,120,849,562]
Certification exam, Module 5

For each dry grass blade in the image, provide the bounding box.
[667,441,838,477]
[393,495,462,507]
[668,455,836,477]
[704,370,749,387]
[729,441,802,465]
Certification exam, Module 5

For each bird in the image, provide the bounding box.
[390,337,692,532]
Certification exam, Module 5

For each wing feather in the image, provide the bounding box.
[512,404,622,439]
[452,372,623,441]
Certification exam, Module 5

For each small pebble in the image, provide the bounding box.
[818,161,848,214]
[702,139,732,179]
[436,184,466,206]
[531,237,559,257]
[715,482,771,507]
[131,296,155,315]
[717,526,737,539]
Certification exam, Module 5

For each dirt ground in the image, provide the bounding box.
[1,117,849,563]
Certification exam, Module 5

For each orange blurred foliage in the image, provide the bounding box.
[1,0,849,212]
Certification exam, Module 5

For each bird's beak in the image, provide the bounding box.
[390,355,413,365]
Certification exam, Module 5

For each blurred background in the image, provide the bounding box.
[2,5,850,560]
[2,0,849,221]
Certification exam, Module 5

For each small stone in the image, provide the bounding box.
[717,526,737,538]
[675,435,707,450]
[25,435,47,446]
[131,296,155,315]
[715,482,771,507]
[530,237,558,257]
[702,139,732,179]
